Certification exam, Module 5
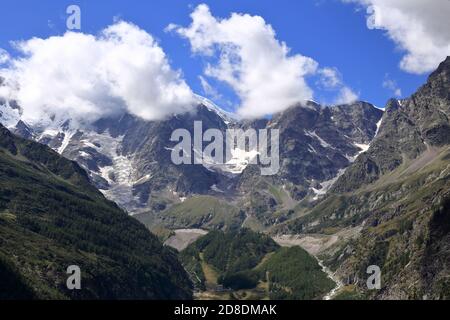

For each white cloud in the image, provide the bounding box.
[382,74,402,97]
[318,67,342,89]
[198,75,222,101]
[344,0,450,74]
[0,49,9,65]
[169,4,318,119]
[318,67,359,104]
[0,21,195,126]
[334,87,359,105]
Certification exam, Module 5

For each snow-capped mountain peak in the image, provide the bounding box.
[194,94,237,125]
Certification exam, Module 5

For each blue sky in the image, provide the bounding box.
[0,0,435,111]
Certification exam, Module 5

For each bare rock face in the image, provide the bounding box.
[281,57,450,300]
[333,57,450,193]
[238,100,382,196]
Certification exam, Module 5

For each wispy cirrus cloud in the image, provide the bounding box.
[317,67,359,105]
[382,74,402,97]
[198,75,222,101]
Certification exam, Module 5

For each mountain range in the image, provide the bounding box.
[1,56,449,300]
[0,85,384,228]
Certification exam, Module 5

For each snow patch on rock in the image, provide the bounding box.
[311,168,346,200]
[305,130,333,149]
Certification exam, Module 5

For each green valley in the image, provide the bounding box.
[179,229,335,300]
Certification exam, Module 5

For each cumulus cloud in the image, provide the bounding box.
[168,4,319,119]
[343,0,450,74]
[0,21,195,126]
[382,74,402,97]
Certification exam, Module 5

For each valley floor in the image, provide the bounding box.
[166,228,344,300]
[194,252,270,301]
[164,229,209,251]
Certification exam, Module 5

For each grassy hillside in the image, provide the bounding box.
[137,195,245,231]
[0,124,192,300]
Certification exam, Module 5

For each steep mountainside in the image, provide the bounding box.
[236,101,382,229]
[0,124,192,299]
[1,93,382,232]
[333,57,450,193]
[278,57,450,300]
[240,100,382,195]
